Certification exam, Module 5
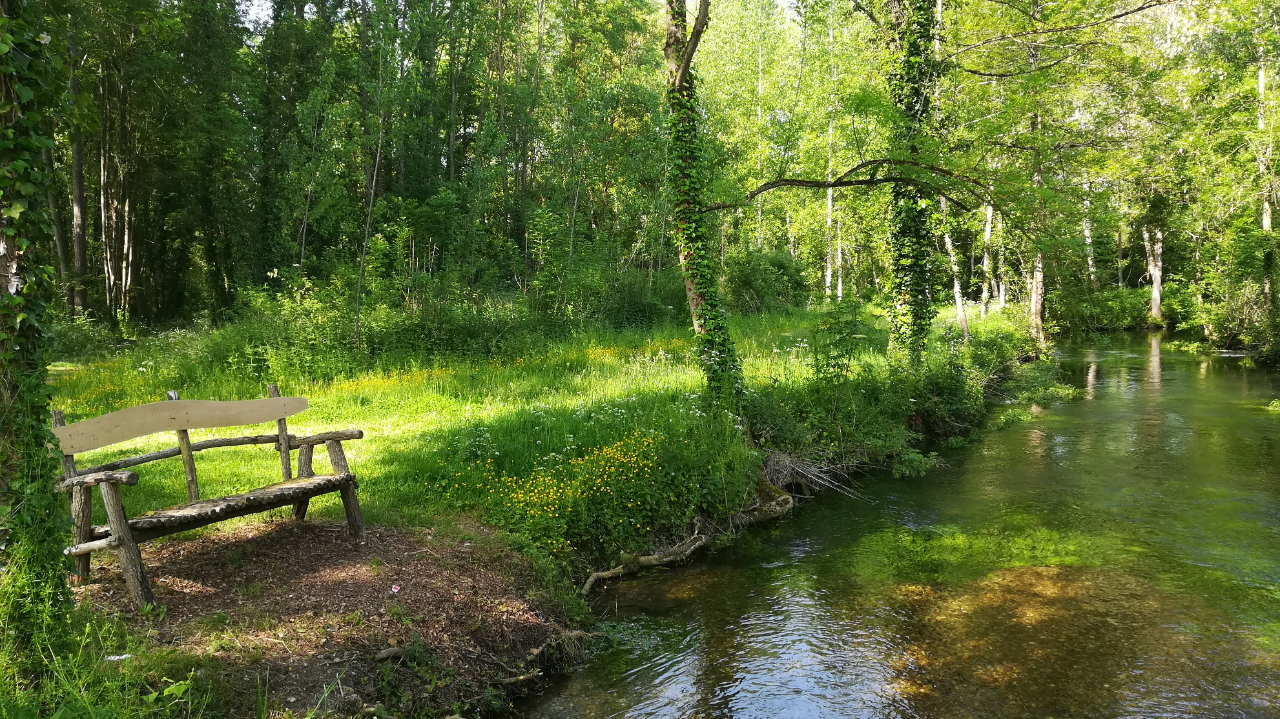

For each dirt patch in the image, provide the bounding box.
[76,517,570,717]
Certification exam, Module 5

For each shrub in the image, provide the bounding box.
[724,250,808,314]
[1047,286,1152,333]
[599,271,671,329]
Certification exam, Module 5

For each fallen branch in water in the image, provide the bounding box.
[580,485,798,595]
[580,533,713,595]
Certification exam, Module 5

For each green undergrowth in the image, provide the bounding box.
[0,611,230,718]
[44,304,1062,570]
[15,303,1069,716]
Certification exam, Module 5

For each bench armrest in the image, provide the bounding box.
[60,470,139,492]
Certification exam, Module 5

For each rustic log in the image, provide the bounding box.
[166,391,200,502]
[75,430,364,476]
[59,470,139,491]
[65,535,119,556]
[99,481,154,607]
[268,385,293,483]
[325,439,350,474]
[53,409,92,581]
[293,444,314,520]
[285,430,364,449]
[87,473,355,543]
[326,441,364,539]
[77,435,278,474]
[51,396,309,454]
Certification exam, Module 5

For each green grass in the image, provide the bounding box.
[48,306,1056,567]
[16,303,1065,716]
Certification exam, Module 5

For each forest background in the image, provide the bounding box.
[25,0,1280,361]
[1,0,1279,714]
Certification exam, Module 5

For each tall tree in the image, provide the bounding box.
[665,0,743,399]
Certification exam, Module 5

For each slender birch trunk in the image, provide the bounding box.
[941,197,969,338]
[69,22,88,313]
[1083,182,1097,290]
[1142,225,1163,323]
[980,204,993,318]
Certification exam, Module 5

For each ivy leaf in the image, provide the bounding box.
[3,199,27,218]
[14,84,33,102]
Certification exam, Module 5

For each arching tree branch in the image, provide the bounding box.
[702,157,991,213]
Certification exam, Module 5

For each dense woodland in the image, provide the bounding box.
[2,0,1280,712]
[18,0,1280,365]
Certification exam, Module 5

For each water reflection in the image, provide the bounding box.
[524,335,1280,718]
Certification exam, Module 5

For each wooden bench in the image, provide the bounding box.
[50,384,365,607]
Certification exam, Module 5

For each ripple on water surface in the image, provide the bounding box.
[523,336,1280,718]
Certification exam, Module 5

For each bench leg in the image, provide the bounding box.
[340,481,365,540]
[71,485,93,582]
[99,483,155,608]
[293,444,313,521]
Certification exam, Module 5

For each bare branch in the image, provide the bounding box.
[705,176,975,213]
[957,50,1077,77]
[850,0,886,34]
[674,0,711,90]
[946,1,1172,60]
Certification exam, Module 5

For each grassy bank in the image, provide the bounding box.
[9,302,1070,717]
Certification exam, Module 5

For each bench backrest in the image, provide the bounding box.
[52,396,307,455]
[52,385,309,505]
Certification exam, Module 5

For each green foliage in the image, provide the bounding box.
[0,0,75,683]
[744,307,1053,471]
[665,78,743,402]
[0,615,224,718]
[598,271,679,330]
[723,250,809,314]
[1048,286,1155,333]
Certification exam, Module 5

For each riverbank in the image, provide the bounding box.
[522,334,1280,717]
[13,304,1070,717]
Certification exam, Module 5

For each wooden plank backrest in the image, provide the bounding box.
[51,396,308,455]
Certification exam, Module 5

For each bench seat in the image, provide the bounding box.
[88,473,357,543]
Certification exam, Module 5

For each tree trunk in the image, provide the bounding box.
[1142,225,1163,323]
[0,0,74,666]
[886,0,937,364]
[42,147,69,281]
[823,10,835,299]
[941,198,968,338]
[980,204,993,318]
[69,21,88,313]
[665,0,741,400]
[1029,253,1045,342]
[1262,59,1273,237]
[1083,183,1097,290]
[1116,225,1125,287]
[836,215,844,301]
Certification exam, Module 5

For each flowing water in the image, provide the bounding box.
[523,335,1280,718]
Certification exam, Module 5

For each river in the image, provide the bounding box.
[522,335,1280,718]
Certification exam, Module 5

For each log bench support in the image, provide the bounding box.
[52,389,365,608]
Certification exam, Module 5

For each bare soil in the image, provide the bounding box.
[75,516,571,717]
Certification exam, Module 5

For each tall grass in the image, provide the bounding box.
[47,303,1057,564]
[19,301,1066,716]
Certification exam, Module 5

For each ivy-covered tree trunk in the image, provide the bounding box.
[664,0,742,401]
[886,0,937,364]
[0,0,73,674]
